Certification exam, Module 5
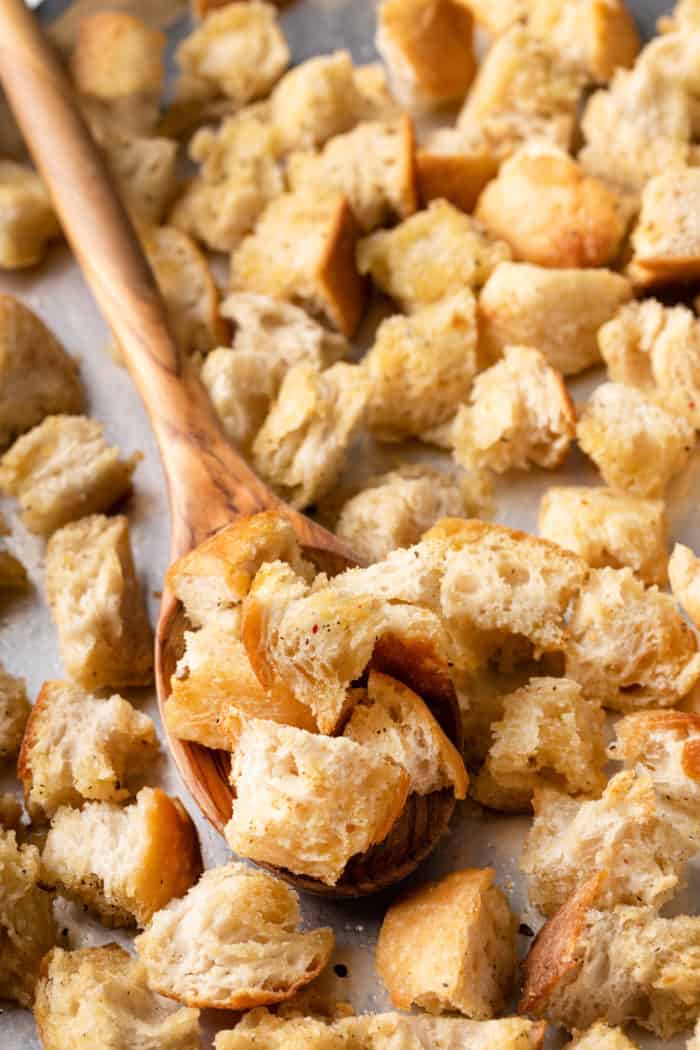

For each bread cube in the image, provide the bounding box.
[103,133,178,225]
[232,189,366,337]
[0,161,61,270]
[0,663,29,762]
[376,868,516,1017]
[42,787,201,927]
[353,63,403,122]
[269,51,364,152]
[252,362,370,508]
[416,129,499,213]
[529,0,640,82]
[135,863,333,1009]
[577,383,694,498]
[475,145,627,268]
[565,566,700,709]
[18,680,158,821]
[34,945,201,1050]
[46,514,154,690]
[0,830,56,1006]
[566,1024,640,1050]
[670,543,700,630]
[357,200,510,311]
[473,677,606,812]
[453,664,535,767]
[225,719,409,885]
[539,486,668,586]
[376,0,476,110]
[479,263,632,375]
[363,291,479,441]
[629,168,700,286]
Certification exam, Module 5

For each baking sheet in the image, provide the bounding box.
[1,1,697,1047]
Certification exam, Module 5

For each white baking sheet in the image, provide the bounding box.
[1,1,697,1047]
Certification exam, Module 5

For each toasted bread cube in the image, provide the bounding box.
[363,291,479,441]
[629,168,700,287]
[34,945,201,1050]
[0,829,56,1006]
[539,486,668,586]
[376,868,516,1017]
[0,295,82,449]
[287,117,417,234]
[232,189,366,337]
[353,63,403,121]
[479,263,632,375]
[566,1024,640,1050]
[475,145,627,268]
[577,383,694,498]
[103,134,178,225]
[0,663,29,762]
[446,345,575,474]
[453,664,536,766]
[42,787,201,927]
[565,566,700,710]
[416,129,499,213]
[473,677,606,812]
[225,719,409,885]
[135,863,334,1009]
[252,363,370,508]
[520,878,700,1037]
[376,0,476,110]
[357,200,510,311]
[46,514,154,690]
[529,0,640,82]
[0,161,61,270]
[0,415,138,535]
[270,51,363,152]
[670,543,700,630]
[18,680,158,821]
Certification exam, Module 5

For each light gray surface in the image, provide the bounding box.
[0,0,691,1047]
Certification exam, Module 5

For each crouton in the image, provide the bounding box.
[577,383,695,498]
[0,161,61,269]
[670,543,700,630]
[363,291,479,441]
[473,678,606,812]
[41,787,201,927]
[34,945,201,1050]
[539,486,668,586]
[566,1024,640,1050]
[357,199,510,311]
[18,680,158,821]
[269,51,363,152]
[251,362,370,508]
[0,664,29,762]
[0,295,82,449]
[529,0,640,82]
[453,664,536,766]
[46,514,154,690]
[475,145,627,268]
[353,63,402,122]
[225,718,409,885]
[520,877,700,1037]
[376,0,476,110]
[231,189,366,337]
[565,566,700,709]
[445,345,575,474]
[0,794,22,829]
[479,263,632,375]
[462,0,532,34]
[415,130,499,213]
[628,168,700,287]
[135,862,333,1008]
[102,133,178,226]
[0,829,55,1006]
[287,116,417,233]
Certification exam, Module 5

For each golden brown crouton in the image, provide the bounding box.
[0,829,56,1006]
[415,129,499,213]
[670,543,700,630]
[0,162,61,270]
[566,1024,640,1050]
[0,663,29,762]
[629,168,700,287]
[269,51,364,152]
[102,133,178,225]
[529,0,640,82]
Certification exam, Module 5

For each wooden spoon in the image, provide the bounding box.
[0,0,461,895]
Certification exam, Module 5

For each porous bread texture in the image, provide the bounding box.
[357,199,510,311]
[0,161,61,269]
[41,787,202,927]
[635,31,700,137]
[528,0,640,82]
[269,50,364,152]
[102,133,179,226]
[0,294,82,448]
[251,362,370,509]
[629,167,700,286]
[453,664,537,767]
[444,345,575,474]
[225,718,409,886]
[474,145,627,268]
[0,829,56,1006]
[135,862,334,1009]
[231,188,366,338]
[376,868,516,1018]
[375,0,476,110]
[539,486,668,586]
[670,543,700,630]
[34,945,201,1050]
[472,677,606,812]
[344,670,468,798]
[520,878,700,1037]
[353,63,403,122]
[363,291,479,441]
[46,514,154,690]
[479,262,632,375]
[565,566,700,710]
[415,129,499,213]
[0,414,139,535]
[577,383,695,498]
[520,770,695,916]
[566,1025,639,1050]
[0,663,29,761]
[18,680,158,821]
